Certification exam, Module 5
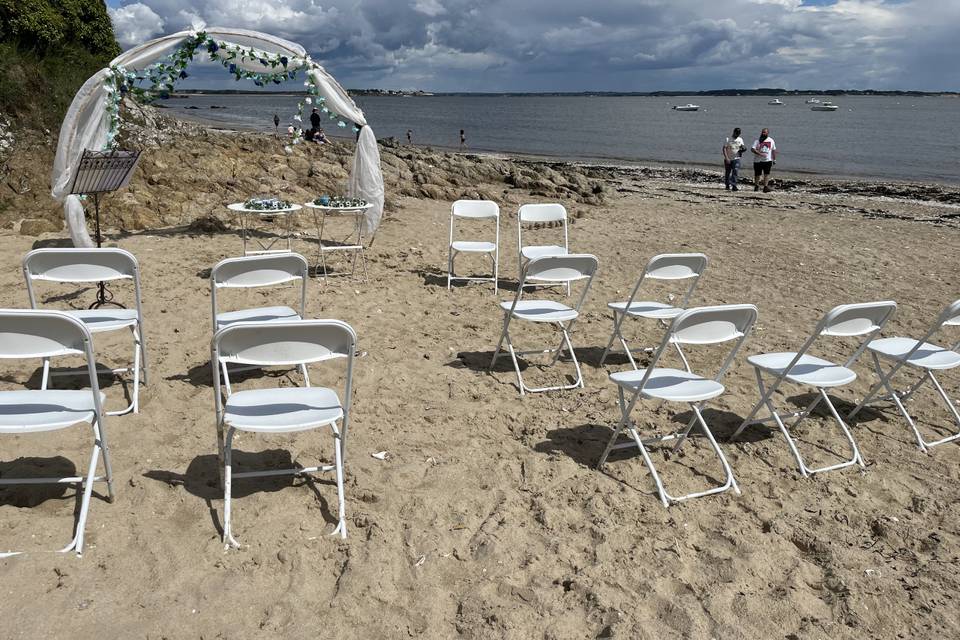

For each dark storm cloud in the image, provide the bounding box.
[108,0,960,91]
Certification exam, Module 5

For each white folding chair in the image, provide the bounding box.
[597,305,757,507]
[518,203,570,295]
[212,319,357,548]
[23,248,147,416]
[490,254,598,395]
[211,253,309,394]
[730,301,897,477]
[599,253,708,369]
[448,199,500,293]
[0,309,114,557]
[848,299,960,452]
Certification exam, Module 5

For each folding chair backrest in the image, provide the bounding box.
[0,309,92,360]
[23,248,140,308]
[669,305,758,346]
[211,253,308,289]
[820,302,897,337]
[0,310,102,412]
[645,253,708,281]
[452,200,499,219]
[939,299,960,327]
[213,320,355,368]
[640,304,757,386]
[23,248,137,283]
[518,203,566,224]
[522,254,597,284]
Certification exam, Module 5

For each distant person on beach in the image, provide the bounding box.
[722,127,745,191]
[407,129,412,145]
[750,128,777,192]
[316,127,328,144]
[459,129,466,150]
[273,113,280,135]
[310,107,321,130]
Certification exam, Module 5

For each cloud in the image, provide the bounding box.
[109,2,166,48]
[109,0,960,91]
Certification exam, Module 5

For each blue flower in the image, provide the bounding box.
[280,56,288,67]
[179,70,189,79]
[228,63,237,74]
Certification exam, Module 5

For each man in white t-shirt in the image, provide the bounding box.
[722,127,745,191]
[750,128,777,192]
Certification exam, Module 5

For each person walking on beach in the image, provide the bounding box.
[406,129,413,145]
[722,127,745,191]
[273,113,280,136]
[310,107,321,131]
[459,129,466,150]
[750,128,777,192]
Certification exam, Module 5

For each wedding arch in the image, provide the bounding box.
[51,27,384,247]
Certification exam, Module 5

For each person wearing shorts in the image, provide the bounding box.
[750,128,777,192]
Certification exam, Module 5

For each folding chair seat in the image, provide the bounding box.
[849,299,960,452]
[23,248,147,416]
[490,254,598,395]
[518,203,570,295]
[0,309,114,557]
[600,253,708,368]
[210,253,309,393]
[448,200,499,293]
[730,301,897,477]
[212,319,357,548]
[597,305,758,507]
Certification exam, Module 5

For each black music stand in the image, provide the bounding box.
[69,149,141,308]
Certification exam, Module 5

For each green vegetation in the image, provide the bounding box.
[0,0,120,126]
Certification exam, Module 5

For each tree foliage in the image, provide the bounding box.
[0,0,120,124]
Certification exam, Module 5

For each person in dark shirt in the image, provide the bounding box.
[310,107,321,130]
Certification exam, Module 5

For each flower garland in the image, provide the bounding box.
[102,31,359,151]
[243,197,292,210]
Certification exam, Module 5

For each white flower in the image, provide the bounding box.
[305,97,312,104]
[293,115,301,122]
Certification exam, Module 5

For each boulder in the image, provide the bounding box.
[19,218,60,236]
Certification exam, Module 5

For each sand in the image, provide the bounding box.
[0,140,959,639]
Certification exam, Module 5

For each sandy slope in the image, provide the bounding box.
[0,169,958,639]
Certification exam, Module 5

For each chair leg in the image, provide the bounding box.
[627,425,671,508]
[489,315,510,370]
[65,433,102,557]
[492,252,498,295]
[131,326,141,414]
[598,387,641,469]
[330,422,348,539]
[447,247,454,290]
[600,311,631,367]
[41,358,50,389]
[223,428,239,549]
[92,415,116,503]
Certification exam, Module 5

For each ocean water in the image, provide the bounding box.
[169,93,959,184]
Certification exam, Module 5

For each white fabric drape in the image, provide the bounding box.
[52,27,385,245]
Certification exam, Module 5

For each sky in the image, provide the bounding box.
[104,0,960,92]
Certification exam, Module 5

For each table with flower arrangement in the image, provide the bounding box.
[227,198,303,256]
[304,196,373,281]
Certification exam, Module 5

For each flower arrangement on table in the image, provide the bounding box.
[314,195,368,208]
[243,197,292,210]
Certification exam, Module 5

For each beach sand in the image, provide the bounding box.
[0,125,959,638]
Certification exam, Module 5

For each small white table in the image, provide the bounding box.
[227,202,302,256]
[304,202,373,281]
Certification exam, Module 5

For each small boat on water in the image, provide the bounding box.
[672,104,700,111]
[768,98,785,106]
[811,101,839,111]
[805,98,821,104]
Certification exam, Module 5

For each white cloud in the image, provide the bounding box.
[109,0,960,91]
[109,2,166,48]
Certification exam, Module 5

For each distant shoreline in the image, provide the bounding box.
[168,89,960,98]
